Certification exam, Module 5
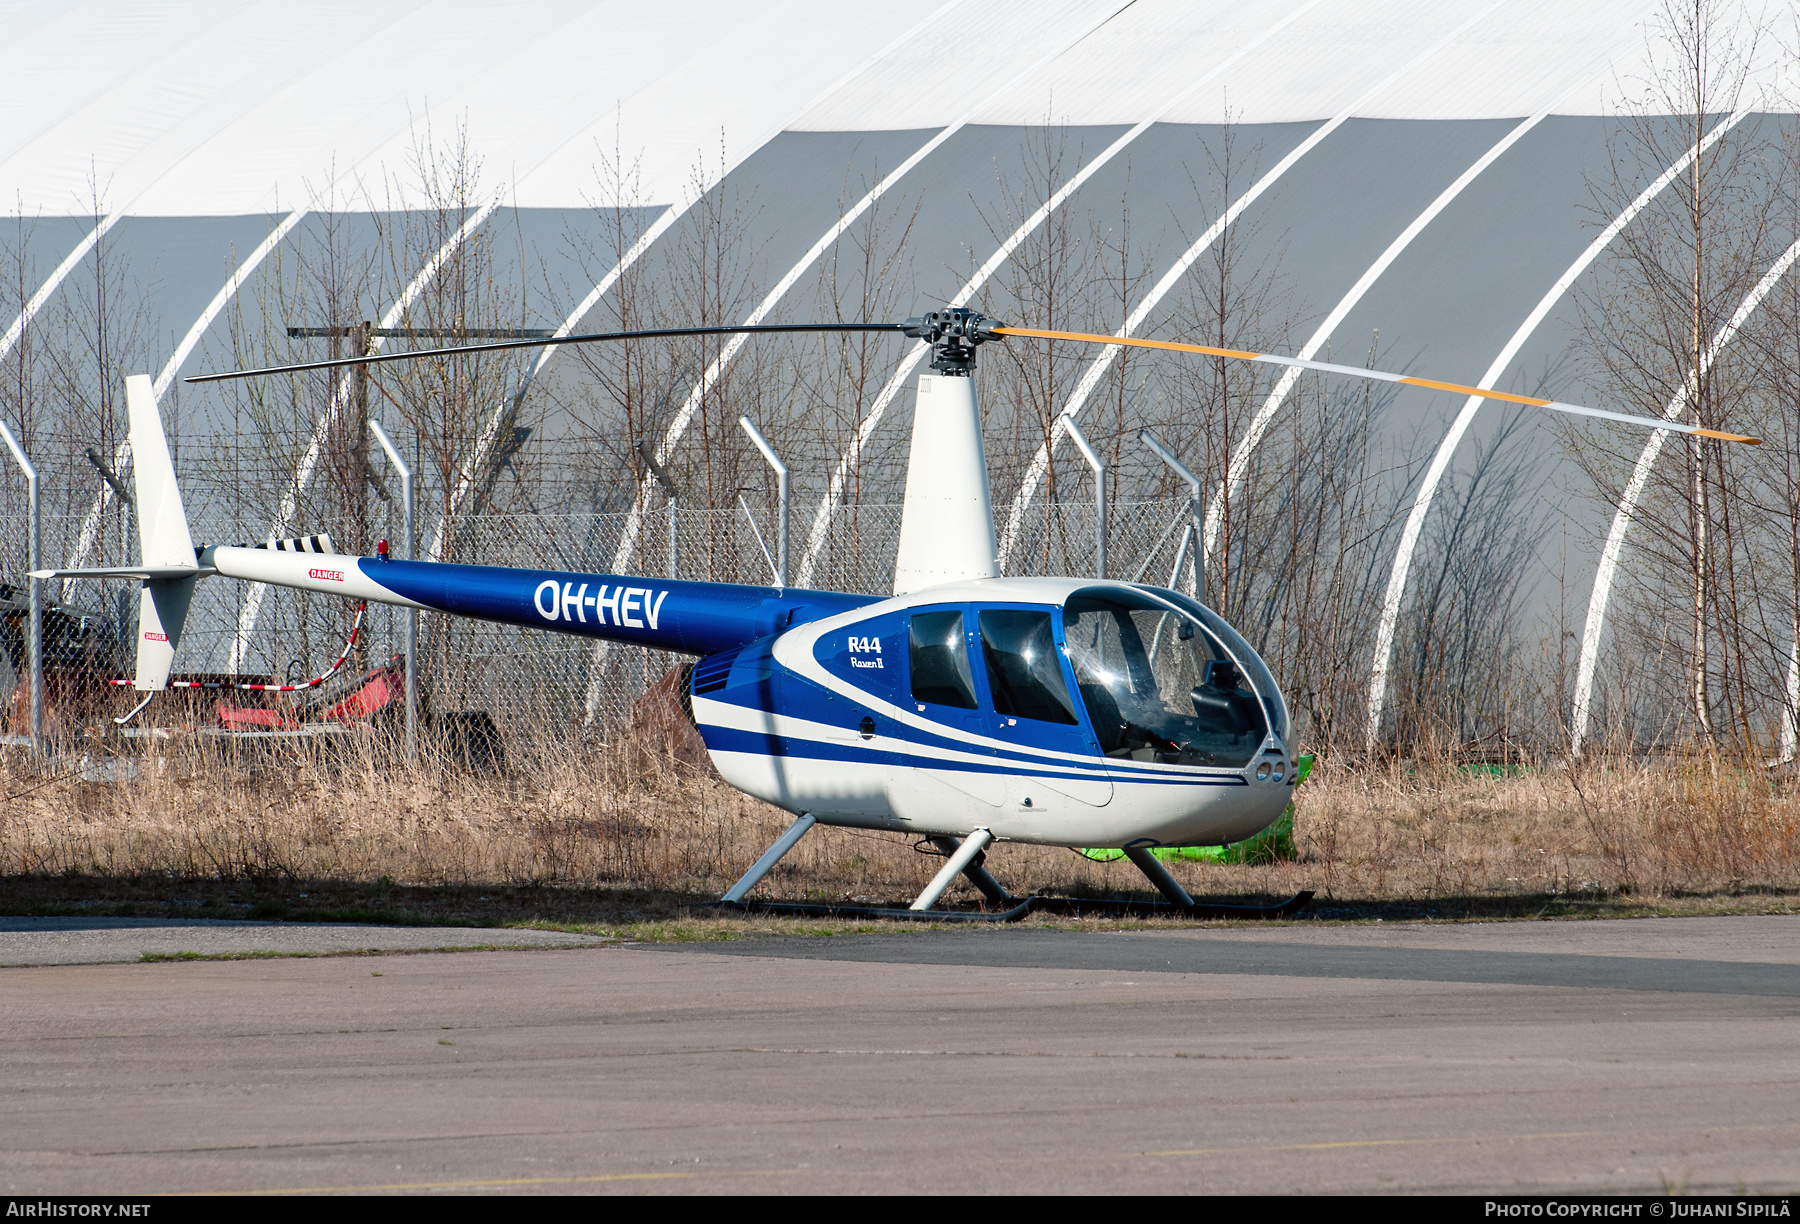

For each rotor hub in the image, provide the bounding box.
[902,308,1004,375]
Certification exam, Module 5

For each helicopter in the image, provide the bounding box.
[34,307,1758,920]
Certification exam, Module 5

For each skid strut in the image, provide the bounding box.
[721,812,816,903]
[910,828,994,911]
[928,835,1012,905]
[1122,844,1196,907]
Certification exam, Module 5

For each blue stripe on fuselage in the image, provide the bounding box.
[698,723,1248,787]
[698,683,1245,786]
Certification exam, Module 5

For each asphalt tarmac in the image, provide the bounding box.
[3,915,1798,1195]
[0,917,612,965]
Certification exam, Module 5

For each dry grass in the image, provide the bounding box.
[1296,756,1800,910]
[4,735,1800,934]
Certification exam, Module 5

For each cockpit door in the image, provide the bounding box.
[895,605,1007,807]
[967,605,1111,807]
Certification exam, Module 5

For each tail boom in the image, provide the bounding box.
[206,546,428,609]
[210,548,874,657]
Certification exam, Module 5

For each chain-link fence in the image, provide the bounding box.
[0,491,1204,749]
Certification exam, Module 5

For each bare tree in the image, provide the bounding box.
[1571,0,1778,759]
[1165,118,1293,617]
[978,117,1107,574]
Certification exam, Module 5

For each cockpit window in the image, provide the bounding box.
[1063,590,1269,768]
[908,610,978,709]
[977,609,1078,724]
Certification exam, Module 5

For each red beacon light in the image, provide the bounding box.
[376,538,390,560]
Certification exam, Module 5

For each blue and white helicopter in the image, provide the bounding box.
[38,308,1758,919]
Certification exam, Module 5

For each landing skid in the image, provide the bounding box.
[716,810,1313,923]
[713,891,1315,923]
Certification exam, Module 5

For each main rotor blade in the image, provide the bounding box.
[185,322,908,384]
[994,326,1761,445]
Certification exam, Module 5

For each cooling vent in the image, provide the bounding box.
[255,533,337,554]
[691,649,740,696]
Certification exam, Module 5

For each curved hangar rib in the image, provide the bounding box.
[441,0,972,572]
[1569,233,1800,759]
[1363,107,1753,749]
[798,0,1488,588]
[752,0,1339,587]
[994,0,1556,571]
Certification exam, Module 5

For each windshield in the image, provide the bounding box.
[1147,587,1290,749]
[1062,588,1276,768]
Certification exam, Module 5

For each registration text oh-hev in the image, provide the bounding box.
[534,580,668,629]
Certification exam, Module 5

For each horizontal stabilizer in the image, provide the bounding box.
[30,565,213,580]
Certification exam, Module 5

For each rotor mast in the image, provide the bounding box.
[891,309,1009,595]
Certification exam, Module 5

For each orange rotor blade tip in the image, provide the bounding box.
[1695,428,1761,445]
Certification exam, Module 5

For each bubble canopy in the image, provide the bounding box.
[1062,585,1290,769]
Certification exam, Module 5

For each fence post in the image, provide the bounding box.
[368,420,416,763]
[1063,419,1106,580]
[1139,429,1203,601]
[738,417,789,587]
[85,447,134,643]
[636,441,681,580]
[0,422,41,750]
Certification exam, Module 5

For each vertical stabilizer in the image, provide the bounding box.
[891,373,998,595]
[128,374,195,567]
[125,375,198,690]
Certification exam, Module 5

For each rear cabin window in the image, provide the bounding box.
[977,609,1078,724]
[908,610,978,708]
